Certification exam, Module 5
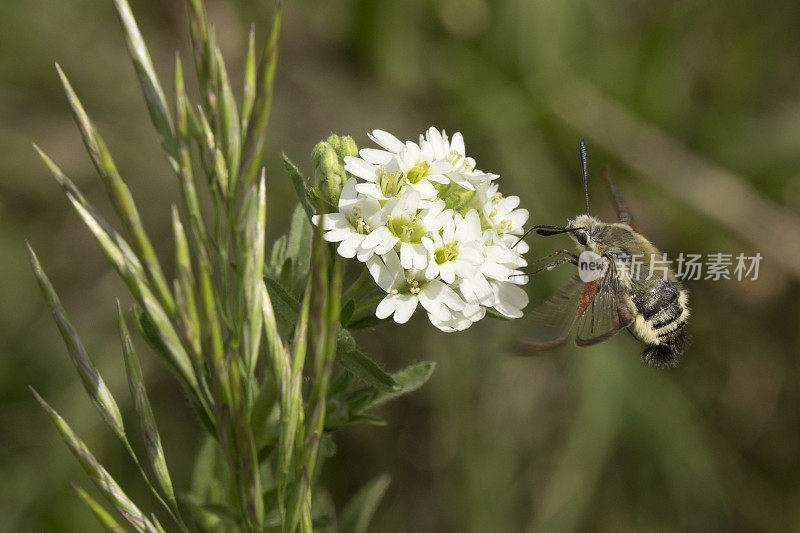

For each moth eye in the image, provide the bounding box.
[576,231,589,246]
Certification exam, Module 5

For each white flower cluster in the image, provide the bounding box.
[312,127,530,332]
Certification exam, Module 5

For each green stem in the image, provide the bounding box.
[341,267,372,305]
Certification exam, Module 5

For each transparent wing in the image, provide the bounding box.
[517,275,584,352]
[575,266,634,346]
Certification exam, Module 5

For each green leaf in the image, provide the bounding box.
[337,330,398,393]
[242,9,282,187]
[214,47,241,192]
[284,204,313,296]
[241,25,257,134]
[27,246,125,439]
[31,389,162,533]
[56,64,175,318]
[340,299,355,325]
[171,206,202,363]
[339,474,391,533]
[265,276,398,392]
[369,361,436,409]
[118,304,177,508]
[110,0,177,165]
[282,154,316,219]
[263,276,302,333]
[33,146,147,283]
[71,482,126,533]
[242,175,267,373]
[268,234,287,277]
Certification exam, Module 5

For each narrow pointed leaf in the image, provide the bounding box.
[339,474,391,533]
[117,303,177,507]
[172,206,202,363]
[71,482,126,533]
[360,361,436,411]
[56,65,175,318]
[241,24,257,133]
[242,9,282,186]
[27,246,125,439]
[337,343,399,393]
[33,146,146,282]
[282,155,316,219]
[242,174,267,373]
[31,388,160,533]
[215,48,241,192]
[66,194,198,392]
[284,204,313,297]
[110,0,177,164]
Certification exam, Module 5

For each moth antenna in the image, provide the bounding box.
[580,139,590,215]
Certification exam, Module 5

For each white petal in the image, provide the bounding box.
[417,289,452,322]
[368,129,404,153]
[323,227,354,243]
[374,235,399,255]
[422,280,465,311]
[344,157,377,182]
[409,179,437,200]
[367,252,402,292]
[400,242,414,269]
[420,141,435,161]
[404,141,421,162]
[356,246,375,262]
[392,295,419,324]
[338,178,359,206]
[450,131,465,155]
[462,209,482,241]
[439,262,455,284]
[427,127,447,159]
[412,246,428,270]
[395,189,421,216]
[337,234,361,258]
[452,259,478,280]
[460,274,494,305]
[425,259,440,280]
[482,261,515,281]
[376,295,401,319]
[442,217,455,243]
[359,148,394,165]
[354,182,387,199]
[507,209,529,228]
[362,226,390,249]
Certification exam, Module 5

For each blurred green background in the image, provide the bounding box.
[3,0,800,531]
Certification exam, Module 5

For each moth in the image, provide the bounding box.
[518,141,689,366]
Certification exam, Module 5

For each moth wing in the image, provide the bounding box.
[575,264,634,346]
[517,275,584,352]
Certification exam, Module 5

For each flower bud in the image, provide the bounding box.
[311,134,358,210]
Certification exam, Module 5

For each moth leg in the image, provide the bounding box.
[528,249,578,265]
[603,165,640,232]
[512,256,577,278]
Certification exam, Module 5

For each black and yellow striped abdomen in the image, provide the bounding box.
[629,279,690,366]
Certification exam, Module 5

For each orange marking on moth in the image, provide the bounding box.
[575,281,599,319]
[627,221,642,234]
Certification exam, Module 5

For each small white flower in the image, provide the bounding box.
[421,210,483,284]
[320,126,531,332]
[367,250,466,326]
[429,302,486,332]
[345,139,450,201]
[361,189,446,270]
[311,178,386,261]
[479,182,529,236]
[489,280,530,319]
